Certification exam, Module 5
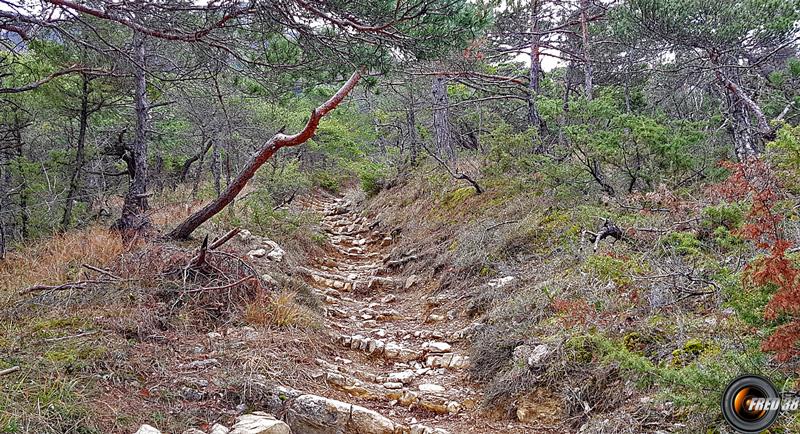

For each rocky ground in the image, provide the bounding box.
[134,190,554,434]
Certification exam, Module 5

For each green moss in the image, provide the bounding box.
[441,186,476,209]
[584,254,644,286]
[670,338,717,367]
[31,317,91,339]
[478,266,495,277]
[44,345,106,365]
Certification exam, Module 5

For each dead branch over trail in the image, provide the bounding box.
[167,69,365,240]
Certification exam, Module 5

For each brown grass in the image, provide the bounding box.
[0,226,125,293]
[244,290,318,328]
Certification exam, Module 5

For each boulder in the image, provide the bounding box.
[238,229,253,242]
[230,412,291,434]
[261,274,279,286]
[386,370,415,384]
[514,343,552,369]
[210,424,231,434]
[418,384,445,393]
[488,276,515,288]
[248,248,267,259]
[266,246,285,262]
[285,394,397,434]
[135,425,161,434]
[423,342,451,353]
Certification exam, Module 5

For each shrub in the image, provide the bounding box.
[701,202,744,231]
[661,231,702,256]
[714,159,800,361]
[584,253,643,286]
[354,161,389,197]
[312,169,346,193]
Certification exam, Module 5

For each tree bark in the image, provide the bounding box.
[168,69,363,240]
[115,31,151,237]
[13,113,28,238]
[580,0,593,101]
[431,75,454,161]
[211,140,221,196]
[710,52,769,160]
[61,73,90,230]
[528,0,545,147]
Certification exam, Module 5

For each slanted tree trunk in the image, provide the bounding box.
[115,31,151,237]
[711,53,770,160]
[728,96,759,160]
[168,69,363,240]
[580,0,593,101]
[61,73,91,230]
[431,75,454,161]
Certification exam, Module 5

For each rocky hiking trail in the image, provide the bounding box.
[137,189,549,434]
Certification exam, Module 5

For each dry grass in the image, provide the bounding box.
[0,226,125,293]
[245,290,318,328]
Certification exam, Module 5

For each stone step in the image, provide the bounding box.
[319,368,463,416]
[334,334,469,370]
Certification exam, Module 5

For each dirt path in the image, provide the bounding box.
[290,190,542,434]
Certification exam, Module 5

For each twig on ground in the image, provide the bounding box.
[0,366,20,376]
[44,331,98,342]
[82,263,121,280]
[485,220,519,231]
[184,276,256,293]
[581,219,623,251]
[19,279,117,294]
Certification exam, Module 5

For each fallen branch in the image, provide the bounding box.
[0,366,20,376]
[272,189,299,211]
[581,220,623,252]
[19,279,114,294]
[184,276,256,293]
[485,220,519,231]
[209,228,241,250]
[82,263,121,280]
[168,68,364,240]
[44,331,98,342]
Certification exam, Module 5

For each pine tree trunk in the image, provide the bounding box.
[580,0,593,101]
[528,2,545,149]
[431,76,454,161]
[61,73,90,230]
[115,31,151,237]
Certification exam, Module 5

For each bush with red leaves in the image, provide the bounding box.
[715,158,800,361]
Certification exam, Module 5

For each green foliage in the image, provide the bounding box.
[353,161,390,197]
[312,170,346,193]
[661,231,703,256]
[585,331,769,414]
[584,254,643,286]
[701,203,745,231]
[766,123,800,193]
